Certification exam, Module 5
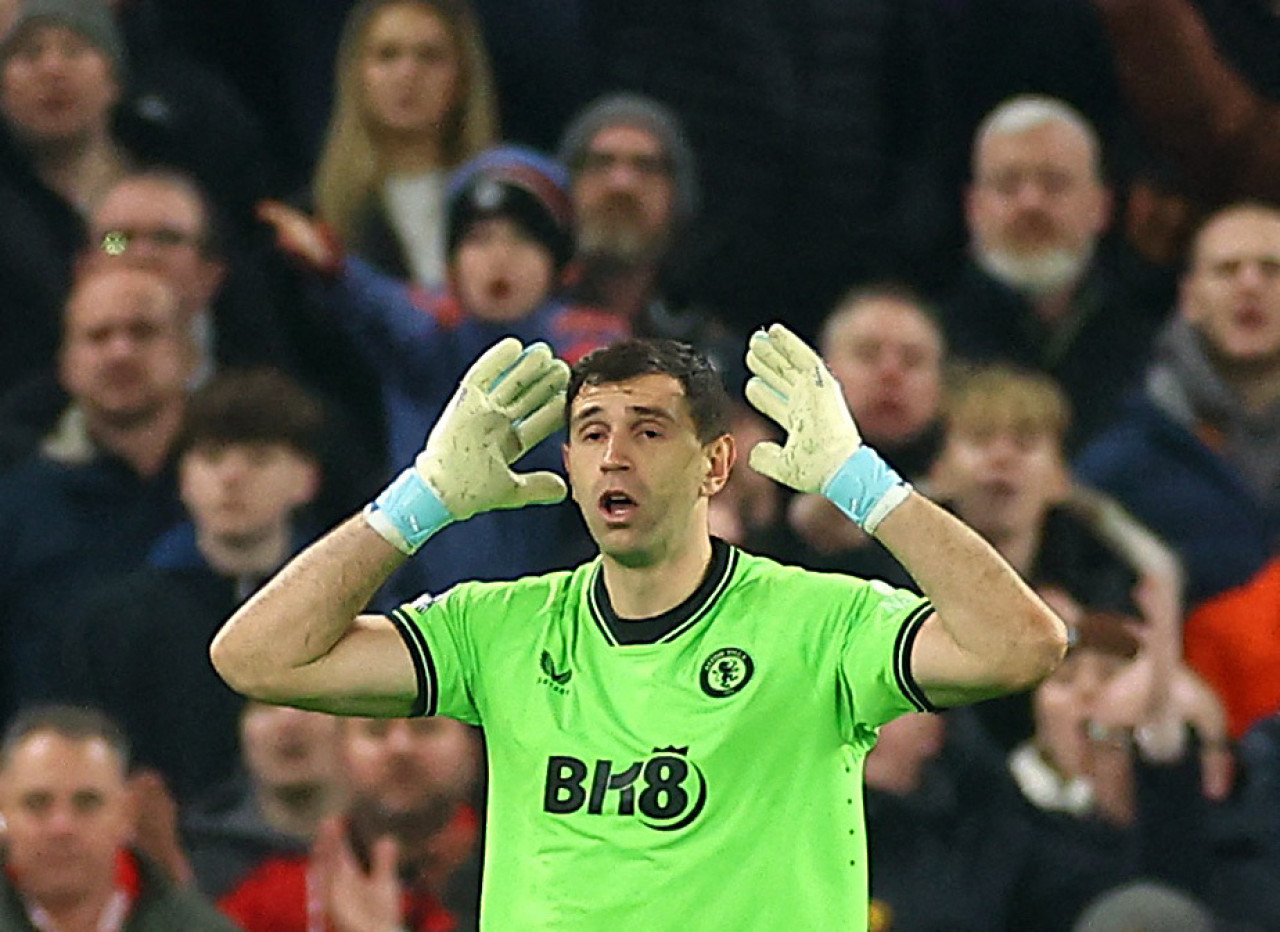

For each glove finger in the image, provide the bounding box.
[513,390,568,454]
[744,376,791,428]
[504,471,569,509]
[765,322,822,371]
[747,330,801,388]
[502,357,569,423]
[488,342,556,407]
[464,337,526,391]
[746,441,787,484]
[765,323,840,393]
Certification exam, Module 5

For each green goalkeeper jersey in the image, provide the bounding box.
[391,538,934,931]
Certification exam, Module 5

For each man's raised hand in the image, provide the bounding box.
[365,337,569,553]
[744,323,861,493]
[744,323,911,534]
[418,337,569,519]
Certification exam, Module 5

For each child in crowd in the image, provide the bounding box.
[263,145,621,597]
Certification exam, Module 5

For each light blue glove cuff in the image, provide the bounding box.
[362,467,454,555]
[821,446,913,534]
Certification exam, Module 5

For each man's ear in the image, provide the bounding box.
[701,433,736,497]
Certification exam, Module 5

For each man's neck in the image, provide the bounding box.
[1223,362,1280,416]
[576,260,658,320]
[1029,286,1078,327]
[33,131,126,213]
[199,522,294,578]
[27,883,121,932]
[256,781,339,840]
[600,530,713,619]
[85,401,184,478]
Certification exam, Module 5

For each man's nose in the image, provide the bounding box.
[601,433,631,469]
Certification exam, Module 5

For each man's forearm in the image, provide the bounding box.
[210,515,407,698]
[873,493,1068,695]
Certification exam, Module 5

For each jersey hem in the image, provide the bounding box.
[388,606,437,716]
[894,601,938,713]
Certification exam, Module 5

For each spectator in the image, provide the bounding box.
[0,0,130,397]
[60,368,325,805]
[220,716,481,932]
[0,266,193,718]
[263,145,610,598]
[0,704,238,932]
[931,365,1184,752]
[87,168,297,383]
[1002,602,1226,931]
[185,702,345,900]
[557,93,743,383]
[1076,198,1280,710]
[946,94,1160,447]
[785,283,947,586]
[313,0,498,288]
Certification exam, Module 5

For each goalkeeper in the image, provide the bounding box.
[212,328,1068,931]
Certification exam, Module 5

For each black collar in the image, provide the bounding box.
[589,538,737,646]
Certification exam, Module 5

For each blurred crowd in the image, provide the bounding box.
[1,0,1280,929]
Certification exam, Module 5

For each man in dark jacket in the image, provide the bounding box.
[62,367,325,805]
[945,94,1160,449]
[0,704,237,932]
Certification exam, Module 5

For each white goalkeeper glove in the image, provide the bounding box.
[744,323,912,534]
[365,337,570,554]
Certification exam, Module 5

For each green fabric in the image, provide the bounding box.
[395,545,932,930]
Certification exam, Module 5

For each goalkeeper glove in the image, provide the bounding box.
[744,322,912,534]
[365,337,570,554]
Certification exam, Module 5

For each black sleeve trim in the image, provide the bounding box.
[894,602,939,713]
[388,608,438,717]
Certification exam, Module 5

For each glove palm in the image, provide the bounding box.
[416,338,569,520]
[744,323,861,493]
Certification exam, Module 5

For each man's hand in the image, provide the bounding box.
[744,323,860,493]
[256,199,344,278]
[311,817,402,932]
[416,337,569,520]
[365,337,570,554]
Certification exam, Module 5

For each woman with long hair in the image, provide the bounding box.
[313,0,498,286]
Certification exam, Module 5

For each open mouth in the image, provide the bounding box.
[598,490,638,523]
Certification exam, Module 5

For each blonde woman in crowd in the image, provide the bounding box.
[313,0,498,287]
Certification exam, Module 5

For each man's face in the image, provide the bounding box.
[360,2,460,138]
[179,442,317,544]
[967,121,1108,296]
[0,23,117,148]
[451,216,555,322]
[935,416,1067,543]
[1034,648,1130,779]
[572,125,674,267]
[58,270,191,428]
[565,374,730,565]
[1181,207,1280,366]
[823,297,944,448]
[341,718,476,818]
[89,179,224,313]
[240,703,342,795]
[0,732,132,910]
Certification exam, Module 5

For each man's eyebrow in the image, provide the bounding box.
[570,403,679,424]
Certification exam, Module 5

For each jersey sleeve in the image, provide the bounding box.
[387,584,482,724]
[835,577,936,738]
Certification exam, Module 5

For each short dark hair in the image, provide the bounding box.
[566,338,732,443]
[179,367,325,458]
[0,704,131,772]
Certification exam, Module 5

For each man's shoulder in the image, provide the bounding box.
[402,561,594,619]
